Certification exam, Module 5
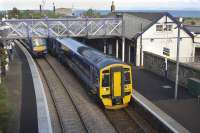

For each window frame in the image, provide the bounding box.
[156,24,163,32]
[166,24,173,31]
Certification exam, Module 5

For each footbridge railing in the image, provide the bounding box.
[0,18,122,40]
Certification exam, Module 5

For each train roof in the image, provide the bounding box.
[56,38,125,69]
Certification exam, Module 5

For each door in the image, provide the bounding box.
[113,71,122,97]
[111,67,124,98]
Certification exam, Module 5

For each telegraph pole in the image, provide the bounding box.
[122,15,125,62]
[174,18,182,100]
[140,24,143,66]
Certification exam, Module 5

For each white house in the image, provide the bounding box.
[116,12,195,66]
[184,25,200,61]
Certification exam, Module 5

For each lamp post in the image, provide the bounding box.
[140,23,143,66]
[174,17,182,100]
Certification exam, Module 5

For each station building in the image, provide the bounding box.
[80,12,199,66]
[184,25,200,61]
[116,12,196,66]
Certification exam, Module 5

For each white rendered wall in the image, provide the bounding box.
[136,16,194,66]
[194,35,200,48]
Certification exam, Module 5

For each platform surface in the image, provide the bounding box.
[5,45,38,133]
[132,67,200,133]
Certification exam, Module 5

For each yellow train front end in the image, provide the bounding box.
[99,64,133,109]
[32,38,47,57]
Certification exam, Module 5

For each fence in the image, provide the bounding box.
[0,18,123,39]
[143,51,200,88]
[171,56,200,63]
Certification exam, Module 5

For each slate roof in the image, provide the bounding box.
[121,12,166,21]
[114,11,193,39]
[114,12,167,39]
[184,25,200,34]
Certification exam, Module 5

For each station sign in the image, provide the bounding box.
[163,47,170,57]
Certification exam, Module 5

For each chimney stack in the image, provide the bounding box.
[39,4,42,13]
[111,1,116,12]
[53,3,55,13]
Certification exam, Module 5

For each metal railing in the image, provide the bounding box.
[0,18,122,39]
[171,56,200,63]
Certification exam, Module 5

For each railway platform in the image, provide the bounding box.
[132,67,200,133]
[4,41,52,133]
[5,43,38,133]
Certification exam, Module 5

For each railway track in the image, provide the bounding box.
[104,109,144,133]
[45,56,117,133]
[104,106,157,133]
[37,56,117,133]
[37,60,64,133]
[45,55,158,133]
[36,55,158,133]
[124,106,157,133]
[36,58,88,133]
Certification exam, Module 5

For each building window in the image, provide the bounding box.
[166,25,172,31]
[156,25,163,31]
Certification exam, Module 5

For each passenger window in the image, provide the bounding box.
[102,74,110,87]
[124,72,131,84]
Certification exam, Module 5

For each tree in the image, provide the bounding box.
[0,42,8,77]
[83,9,101,18]
[0,12,4,19]
[191,20,196,25]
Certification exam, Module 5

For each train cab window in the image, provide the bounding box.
[32,39,46,46]
[124,68,129,71]
[124,72,131,84]
[103,70,109,73]
[102,74,110,87]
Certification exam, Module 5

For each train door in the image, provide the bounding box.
[110,67,124,100]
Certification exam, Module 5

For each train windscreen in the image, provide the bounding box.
[124,72,131,84]
[32,39,46,46]
[102,74,110,87]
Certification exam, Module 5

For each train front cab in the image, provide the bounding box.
[31,38,47,56]
[99,64,132,109]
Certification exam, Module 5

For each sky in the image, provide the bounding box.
[1,0,200,10]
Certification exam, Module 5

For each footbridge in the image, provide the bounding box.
[0,18,123,40]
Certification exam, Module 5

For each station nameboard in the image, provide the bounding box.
[163,47,170,57]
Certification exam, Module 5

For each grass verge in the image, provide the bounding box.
[0,82,11,133]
